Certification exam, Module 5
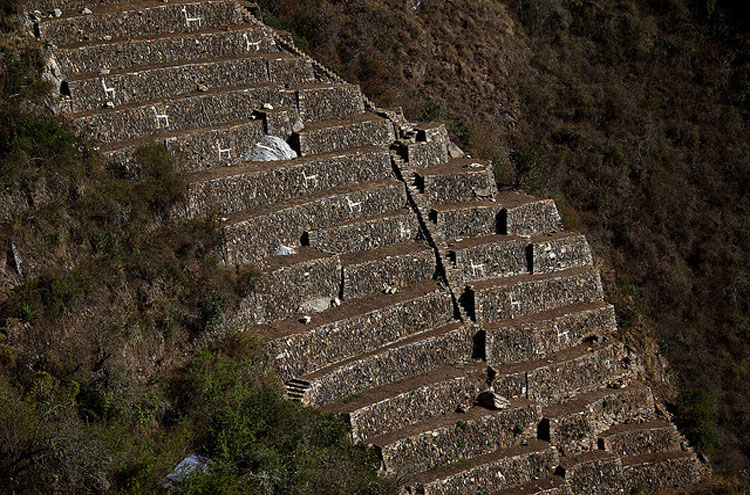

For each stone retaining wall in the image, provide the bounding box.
[600,423,681,457]
[308,212,419,255]
[451,238,528,282]
[380,403,541,475]
[432,203,499,240]
[349,375,480,443]
[418,165,495,205]
[76,84,282,144]
[419,447,559,495]
[531,235,593,274]
[295,116,395,156]
[69,55,300,112]
[492,343,630,402]
[268,287,453,380]
[38,1,242,46]
[543,386,656,454]
[55,27,277,76]
[295,84,365,122]
[622,453,705,493]
[341,245,434,299]
[470,268,603,322]
[406,139,450,170]
[559,452,623,495]
[505,199,563,237]
[185,148,393,216]
[485,304,617,365]
[222,181,407,265]
[105,120,265,173]
[233,254,341,325]
[303,324,474,406]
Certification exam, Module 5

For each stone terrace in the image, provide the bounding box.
[28,0,708,492]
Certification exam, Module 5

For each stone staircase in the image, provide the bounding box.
[27,0,708,492]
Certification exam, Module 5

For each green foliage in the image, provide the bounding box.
[421,100,473,146]
[173,351,392,495]
[261,10,310,51]
[133,142,184,214]
[676,387,719,455]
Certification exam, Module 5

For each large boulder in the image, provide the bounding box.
[247,135,297,161]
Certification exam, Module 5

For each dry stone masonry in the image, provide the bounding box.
[27,0,708,491]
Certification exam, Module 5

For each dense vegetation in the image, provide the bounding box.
[0,48,390,494]
[256,0,749,489]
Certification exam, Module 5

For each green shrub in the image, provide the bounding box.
[676,387,719,455]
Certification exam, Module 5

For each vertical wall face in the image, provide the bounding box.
[28,0,708,492]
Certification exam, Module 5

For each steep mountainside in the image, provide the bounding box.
[254,0,750,483]
[0,0,744,493]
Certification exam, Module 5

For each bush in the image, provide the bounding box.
[676,387,719,455]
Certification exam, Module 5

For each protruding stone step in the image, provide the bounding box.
[599,420,682,457]
[222,180,408,265]
[322,363,485,444]
[66,53,313,112]
[497,190,563,237]
[306,211,420,256]
[463,267,604,323]
[622,451,706,492]
[557,450,624,495]
[230,247,341,326]
[103,119,266,173]
[493,477,567,495]
[430,201,500,240]
[374,401,541,476]
[407,440,559,495]
[292,112,395,156]
[37,0,243,46]
[73,83,283,145]
[185,146,393,216]
[416,159,496,204]
[541,382,657,454]
[296,322,475,406]
[340,242,435,299]
[291,83,366,122]
[55,26,277,77]
[263,280,454,381]
[491,341,633,403]
[484,302,617,365]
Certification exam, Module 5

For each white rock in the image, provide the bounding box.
[299,297,330,314]
[165,454,211,486]
[81,7,92,14]
[104,101,115,108]
[102,35,112,41]
[247,135,297,162]
[449,142,466,159]
[53,8,62,17]
[331,297,342,307]
[263,102,274,110]
[292,119,304,132]
[275,244,296,256]
[300,315,312,325]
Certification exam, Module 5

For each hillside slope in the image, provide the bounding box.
[255,0,750,483]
